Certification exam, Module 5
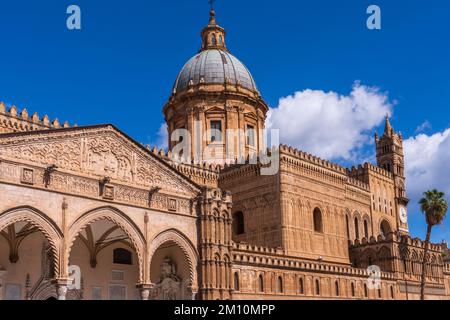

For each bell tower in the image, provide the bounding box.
[375,116,409,233]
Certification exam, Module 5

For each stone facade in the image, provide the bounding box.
[0,9,449,300]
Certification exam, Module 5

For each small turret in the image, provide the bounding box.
[200,10,228,52]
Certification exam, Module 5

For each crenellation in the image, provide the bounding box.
[279,144,348,175]
[233,243,397,280]
[0,101,74,134]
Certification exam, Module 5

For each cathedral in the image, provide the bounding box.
[0,9,449,300]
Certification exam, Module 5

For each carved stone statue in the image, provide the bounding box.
[151,257,190,300]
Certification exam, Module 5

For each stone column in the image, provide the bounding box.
[187,286,198,300]
[136,283,154,301]
[53,278,72,300]
[0,267,6,300]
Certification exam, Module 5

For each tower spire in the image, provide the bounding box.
[384,114,393,137]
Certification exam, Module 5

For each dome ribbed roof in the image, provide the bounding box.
[173,49,258,93]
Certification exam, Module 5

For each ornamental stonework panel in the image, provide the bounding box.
[0,162,21,183]
[21,168,34,185]
[114,185,148,206]
[168,198,177,212]
[0,139,82,171]
[86,136,134,182]
[103,185,115,200]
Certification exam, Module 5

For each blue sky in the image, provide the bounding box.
[0,0,449,242]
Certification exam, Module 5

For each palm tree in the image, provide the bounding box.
[418,189,448,300]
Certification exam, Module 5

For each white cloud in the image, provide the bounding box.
[153,123,168,150]
[415,120,432,134]
[404,128,450,202]
[267,82,393,161]
[403,128,450,241]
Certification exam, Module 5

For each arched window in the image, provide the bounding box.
[354,217,360,239]
[113,248,132,265]
[364,220,369,239]
[380,220,391,237]
[378,288,382,299]
[335,281,340,296]
[315,279,320,295]
[351,282,355,297]
[299,278,304,294]
[233,211,245,235]
[219,35,223,45]
[364,283,368,298]
[313,208,323,233]
[390,286,394,299]
[277,276,283,293]
[345,215,350,239]
[258,274,264,292]
[234,272,239,291]
[211,34,217,45]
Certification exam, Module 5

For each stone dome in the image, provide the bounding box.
[173,49,258,94]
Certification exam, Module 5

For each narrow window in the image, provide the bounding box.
[346,215,350,239]
[246,124,255,146]
[335,281,340,296]
[258,274,264,292]
[313,208,323,233]
[234,272,239,291]
[364,220,369,239]
[390,286,394,299]
[277,276,283,293]
[233,211,245,235]
[210,120,222,142]
[299,278,304,294]
[351,283,355,297]
[315,279,320,295]
[364,283,368,297]
[354,217,360,239]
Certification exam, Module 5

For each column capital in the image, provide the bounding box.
[136,283,155,300]
[52,278,72,300]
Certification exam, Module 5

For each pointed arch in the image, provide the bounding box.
[148,228,199,290]
[354,216,360,239]
[258,274,264,292]
[345,213,350,239]
[234,272,240,291]
[67,206,146,282]
[313,207,323,233]
[380,219,391,237]
[0,206,63,276]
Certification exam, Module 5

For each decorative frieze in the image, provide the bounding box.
[0,159,192,215]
